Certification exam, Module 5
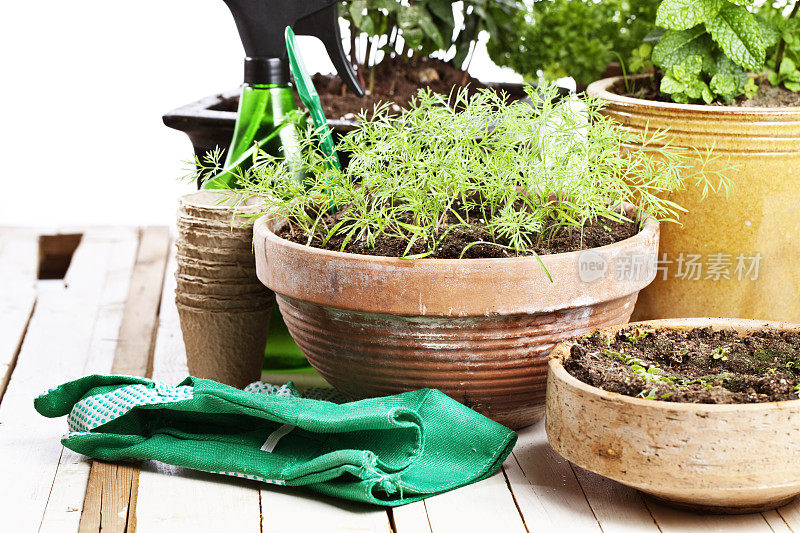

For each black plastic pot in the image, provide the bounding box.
[163,89,358,164]
[162,82,571,164]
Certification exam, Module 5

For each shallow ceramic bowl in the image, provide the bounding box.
[546,318,800,514]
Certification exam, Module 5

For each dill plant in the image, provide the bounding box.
[192,84,729,260]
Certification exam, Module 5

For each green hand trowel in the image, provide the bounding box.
[285,26,341,171]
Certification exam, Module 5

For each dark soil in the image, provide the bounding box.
[311,57,524,120]
[611,75,800,107]
[277,210,638,259]
[729,82,800,107]
[565,327,800,403]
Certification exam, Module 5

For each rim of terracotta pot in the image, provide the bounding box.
[253,204,659,317]
[587,75,800,118]
[549,317,800,412]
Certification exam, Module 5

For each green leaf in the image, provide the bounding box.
[754,14,781,48]
[652,27,714,70]
[359,15,376,35]
[710,73,737,100]
[427,0,455,25]
[786,81,800,92]
[704,4,766,70]
[673,54,704,80]
[416,8,446,49]
[656,0,723,31]
[661,74,687,94]
[780,57,798,79]
[349,0,367,27]
[708,52,747,101]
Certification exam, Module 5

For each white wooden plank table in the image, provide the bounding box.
[1,226,797,533]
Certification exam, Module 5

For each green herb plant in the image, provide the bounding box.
[341,0,523,92]
[191,85,729,263]
[486,0,660,88]
[647,0,800,103]
[604,349,675,385]
[712,346,731,360]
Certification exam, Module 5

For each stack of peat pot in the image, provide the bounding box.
[175,190,273,388]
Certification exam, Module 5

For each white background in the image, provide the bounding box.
[0,0,520,227]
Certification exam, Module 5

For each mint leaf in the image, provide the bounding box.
[705,4,766,70]
[661,55,713,103]
[656,0,723,31]
[710,72,737,99]
[661,74,687,94]
[652,27,715,70]
[709,52,748,101]
[754,14,781,48]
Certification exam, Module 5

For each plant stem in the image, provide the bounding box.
[350,21,358,70]
[460,42,477,86]
[775,1,800,71]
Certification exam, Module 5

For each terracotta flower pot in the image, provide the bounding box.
[546,317,800,514]
[587,76,800,323]
[253,207,659,429]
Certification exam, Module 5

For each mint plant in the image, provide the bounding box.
[651,0,799,103]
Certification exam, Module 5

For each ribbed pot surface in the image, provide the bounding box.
[279,293,637,428]
[254,206,659,429]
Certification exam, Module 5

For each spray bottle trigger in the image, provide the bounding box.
[294,5,365,97]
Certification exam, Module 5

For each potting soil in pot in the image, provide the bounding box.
[612,76,800,108]
[278,215,638,258]
[566,327,800,403]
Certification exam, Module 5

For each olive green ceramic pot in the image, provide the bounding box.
[587,77,800,322]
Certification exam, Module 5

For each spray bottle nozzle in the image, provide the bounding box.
[222,0,364,96]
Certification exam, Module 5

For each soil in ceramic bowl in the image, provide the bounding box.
[565,327,800,403]
[610,75,800,107]
[277,213,638,259]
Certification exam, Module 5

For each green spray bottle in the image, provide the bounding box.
[206,1,363,188]
[208,0,364,368]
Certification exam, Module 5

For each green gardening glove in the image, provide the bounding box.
[34,375,517,506]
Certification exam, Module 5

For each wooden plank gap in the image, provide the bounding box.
[640,495,664,533]
[502,465,531,533]
[568,462,606,532]
[763,508,793,533]
[0,299,35,405]
[0,228,137,532]
[77,227,171,533]
[386,508,398,533]
[775,507,797,533]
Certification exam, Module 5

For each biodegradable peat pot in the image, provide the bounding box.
[587,77,800,323]
[175,191,274,388]
[546,318,800,514]
[253,208,659,429]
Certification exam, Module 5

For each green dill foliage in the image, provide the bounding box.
[486,0,660,87]
[195,85,729,260]
[650,0,800,103]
